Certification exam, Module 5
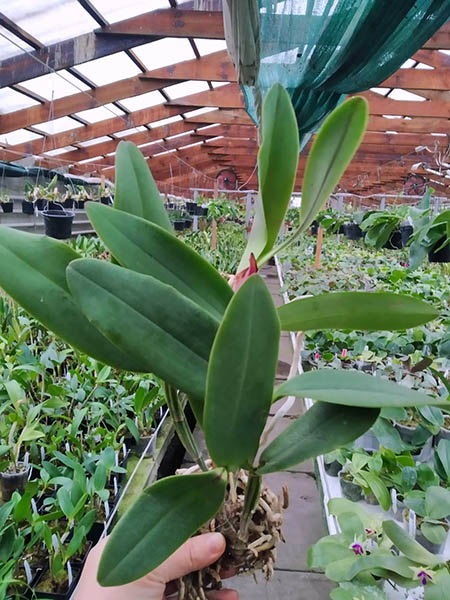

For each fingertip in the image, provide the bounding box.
[207,589,239,600]
[206,532,226,557]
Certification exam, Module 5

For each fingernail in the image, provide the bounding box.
[207,532,225,555]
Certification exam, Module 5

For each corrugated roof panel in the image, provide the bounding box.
[33,116,85,134]
[0,88,40,114]
[0,129,43,145]
[72,52,141,86]
[75,103,125,123]
[119,90,165,112]
[2,0,98,46]
[132,38,196,70]
[19,70,90,101]
[0,24,34,58]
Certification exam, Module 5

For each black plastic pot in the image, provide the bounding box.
[173,220,185,231]
[184,218,192,229]
[86,521,107,545]
[42,210,74,240]
[75,200,86,209]
[35,198,45,210]
[186,201,197,214]
[101,196,111,205]
[133,431,156,458]
[34,566,81,599]
[310,220,319,235]
[344,223,363,240]
[339,472,363,502]
[167,202,175,210]
[324,460,342,477]
[1,202,13,213]
[384,229,403,250]
[338,225,346,234]
[400,224,413,246]
[428,237,450,263]
[0,464,30,501]
[64,197,74,209]
[22,201,34,214]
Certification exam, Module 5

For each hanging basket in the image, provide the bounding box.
[42,210,75,240]
[22,201,34,215]
[1,202,13,213]
[344,223,362,240]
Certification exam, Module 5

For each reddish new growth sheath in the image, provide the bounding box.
[229,253,258,292]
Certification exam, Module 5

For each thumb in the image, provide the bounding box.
[150,533,226,584]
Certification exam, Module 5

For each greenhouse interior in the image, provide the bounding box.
[0,1,450,599]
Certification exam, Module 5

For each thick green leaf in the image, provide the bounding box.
[300,97,368,232]
[204,275,279,470]
[424,570,450,600]
[331,582,388,600]
[114,141,172,232]
[348,554,415,580]
[98,470,226,586]
[277,292,438,332]
[382,520,440,566]
[86,202,232,321]
[273,370,447,408]
[237,194,268,272]
[257,402,379,474]
[360,472,391,511]
[257,85,299,256]
[66,259,218,421]
[0,226,145,371]
[425,486,450,520]
[421,521,447,545]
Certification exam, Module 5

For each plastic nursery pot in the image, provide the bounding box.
[35,198,46,210]
[384,229,403,250]
[133,431,156,458]
[436,421,450,444]
[42,210,74,240]
[400,224,413,246]
[100,196,112,205]
[47,201,64,211]
[344,223,363,240]
[186,201,197,214]
[173,220,185,232]
[74,200,86,209]
[0,463,30,502]
[64,197,74,209]
[364,491,379,506]
[22,201,35,214]
[324,460,342,477]
[1,202,13,213]
[34,566,81,600]
[167,202,175,210]
[339,471,363,502]
[338,225,346,234]
[184,218,192,229]
[354,430,379,452]
[428,237,450,263]
[394,421,417,445]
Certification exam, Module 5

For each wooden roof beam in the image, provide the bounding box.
[0,8,224,87]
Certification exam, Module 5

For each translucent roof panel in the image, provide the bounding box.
[89,0,169,23]
[0,129,43,146]
[75,104,125,123]
[416,63,434,70]
[33,116,85,134]
[2,1,99,46]
[184,107,218,118]
[388,89,425,101]
[149,115,183,128]
[0,24,34,59]
[371,87,390,96]
[20,71,90,101]
[165,81,210,100]
[132,38,196,71]
[194,39,228,55]
[78,136,113,147]
[79,156,105,165]
[45,146,78,156]
[0,88,40,114]
[119,91,165,112]
[401,59,416,68]
[166,130,194,139]
[114,126,147,138]
[72,53,141,86]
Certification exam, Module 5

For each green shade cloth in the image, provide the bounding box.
[243,0,450,147]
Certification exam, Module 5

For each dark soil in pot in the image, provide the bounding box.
[22,201,34,214]
[42,210,74,240]
[0,463,30,501]
[1,202,13,213]
[428,237,450,263]
[34,566,80,599]
[339,472,363,502]
[344,223,362,240]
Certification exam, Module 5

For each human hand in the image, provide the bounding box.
[74,532,238,600]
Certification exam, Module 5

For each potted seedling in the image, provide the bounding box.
[23,183,37,214]
[0,380,44,501]
[73,185,90,209]
[309,497,450,598]
[131,383,165,458]
[360,206,412,250]
[408,190,450,267]
[0,192,13,213]
[324,447,351,477]
[63,184,75,209]
[403,485,450,554]
[338,450,391,509]
[0,85,443,596]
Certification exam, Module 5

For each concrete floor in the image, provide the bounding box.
[185,266,334,599]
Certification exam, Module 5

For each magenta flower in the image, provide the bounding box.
[411,567,434,586]
[349,537,365,556]
[342,348,347,358]
[315,352,320,360]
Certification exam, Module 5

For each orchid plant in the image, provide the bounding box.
[0,84,445,597]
